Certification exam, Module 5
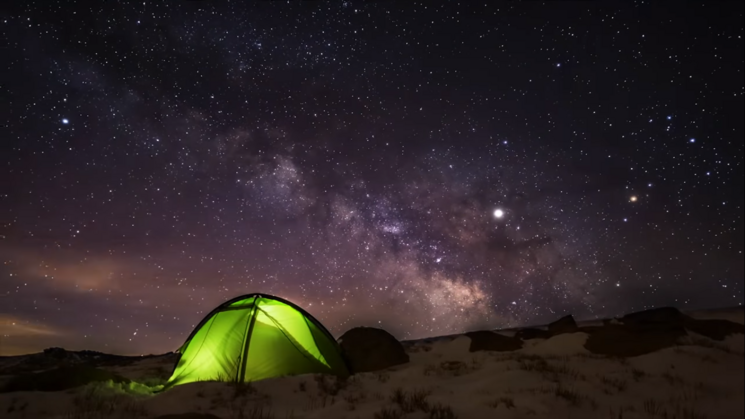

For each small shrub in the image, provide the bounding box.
[555,385,583,407]
[601,376,628,393]
[608,407,626,419]
[374,407,404,419]
[643,398,664,415]
[314,374,348,396]
[390,388,431,413]
[631,368,646,382]
[516,355,549,372]
[64,384,148,419]
[234,405,275,419]
[429,403,458,419]
[552,363,586,381]
[667,404,708,419]
[669,382,706,403]
[422,361,472,377]
[230,380,256,399]
[487,396,516,409]
[516,356,585,381]
[4,366,130,393]
[343,391,366,407]
[5,397,28,414]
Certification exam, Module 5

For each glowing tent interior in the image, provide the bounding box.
[165,294,349,388]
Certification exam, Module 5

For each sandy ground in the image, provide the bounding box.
[1,307,743,419]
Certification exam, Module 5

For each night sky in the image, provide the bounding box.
[2,1,743,356]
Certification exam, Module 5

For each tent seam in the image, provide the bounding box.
[259,307,330,369]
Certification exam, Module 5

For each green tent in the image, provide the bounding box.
[165,294,349,388]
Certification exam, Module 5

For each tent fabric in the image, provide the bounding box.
[165,294,349,388]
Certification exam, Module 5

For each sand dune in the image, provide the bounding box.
[1,307,743,419]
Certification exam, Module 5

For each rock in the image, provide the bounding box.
[581,307,744,356]
[684,319,745,341]
[338,327,409,373]
[548,315,579,335]
[153,414,223,419]
[42,347,68,360]
[1,365,130,393]
[621,307,688,326]
[515,328,551,340]
[583,323,687,357]
[465,331,523,352]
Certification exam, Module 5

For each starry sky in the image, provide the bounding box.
[1,1,743,356]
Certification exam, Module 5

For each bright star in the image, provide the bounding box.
[494,209,505,219]
[689,138,696,143]
[630,196,638,203]
[61,118,69,124]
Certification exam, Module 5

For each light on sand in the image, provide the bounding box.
[494,209,505,219]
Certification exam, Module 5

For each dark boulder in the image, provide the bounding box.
[621,307,687,326]
[465,331,523,352]
[581,307,745,356]
[338,327,409,373]
[42,347,68,360]
[583,323,687,357]
[515,328,551,340]
[2,365,130,393]
[548,315,579,335]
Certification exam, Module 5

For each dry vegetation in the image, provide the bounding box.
[372,388,458,419]
[1,308,741,419]
[63,384,148,419]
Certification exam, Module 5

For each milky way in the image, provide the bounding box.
[1,2,743,355]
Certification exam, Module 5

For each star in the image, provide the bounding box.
[1,0,742,360]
